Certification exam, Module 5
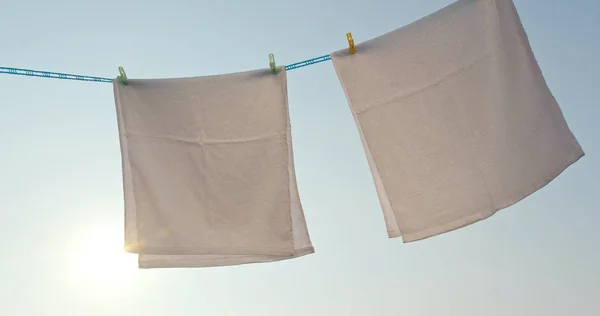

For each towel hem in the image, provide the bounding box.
[400,149,585,243]
[138,247,315,269]
[128,245,298,257]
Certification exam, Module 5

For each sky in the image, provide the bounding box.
[1,0,599,315]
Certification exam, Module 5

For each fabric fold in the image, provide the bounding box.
[331,0,584,242]
[113,68,313,268]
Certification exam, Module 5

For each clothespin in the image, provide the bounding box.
[269,53,277,74]
[347,33,356,55]
[117,66,128,85]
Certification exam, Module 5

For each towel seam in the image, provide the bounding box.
[402,149,584,242]
[331,56,403,238]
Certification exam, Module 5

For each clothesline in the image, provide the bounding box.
[0,54,333,84]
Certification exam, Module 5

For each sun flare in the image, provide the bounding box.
[68,226,138,288]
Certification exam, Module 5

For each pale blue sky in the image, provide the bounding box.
[1,0,599,315]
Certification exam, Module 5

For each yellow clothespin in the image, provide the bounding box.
[117,66,128,85]
[347,33,356,55]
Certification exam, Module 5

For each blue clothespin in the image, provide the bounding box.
[269,54,277,74]
[117,66,128,85]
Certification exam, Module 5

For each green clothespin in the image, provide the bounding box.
[117,66,128,85]
[269,54,277,74]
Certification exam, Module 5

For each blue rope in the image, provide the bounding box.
[0,54,332,84]
[286,54,331,70]
[0,67,113,83]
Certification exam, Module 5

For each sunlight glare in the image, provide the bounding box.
[68,226,138,289]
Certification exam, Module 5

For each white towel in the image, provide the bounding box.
[113,68,313,268]
[331,0,584,242]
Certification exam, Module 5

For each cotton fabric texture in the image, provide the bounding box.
[113,68,313,268]
[331,0,584,242]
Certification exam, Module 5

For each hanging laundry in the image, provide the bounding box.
[113,68,313,268]
[330,0,584,242]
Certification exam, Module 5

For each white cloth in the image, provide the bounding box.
[331,0,584,242]
[113,68,313,268]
